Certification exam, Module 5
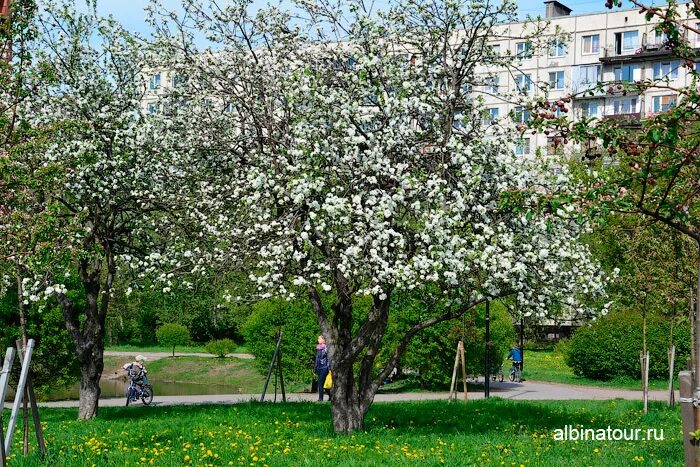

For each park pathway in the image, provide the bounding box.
[36,380,678,408]
[104,350,255,360]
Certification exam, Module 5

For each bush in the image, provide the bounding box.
[566,311,690,381]
[553,338,570,359]
[243,299,320,384]
[388,299,516,388]
[205,339,237,357]
[156,323,190,357]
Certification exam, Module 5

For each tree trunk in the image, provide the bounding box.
[77,344,104,419]
[329,363,366,433]
[56,252,114,420]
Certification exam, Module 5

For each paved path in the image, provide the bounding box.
[104,351,255,360]
[35,380,678,408]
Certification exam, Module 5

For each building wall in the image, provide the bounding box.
[141,2,700,160]
[476,3,700,158]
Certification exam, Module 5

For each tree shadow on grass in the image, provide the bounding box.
[49,398,674,441]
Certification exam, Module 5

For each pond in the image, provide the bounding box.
[7,379,251,402]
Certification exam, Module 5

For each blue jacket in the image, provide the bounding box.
[507,348,522,362]
[314,345,329,371]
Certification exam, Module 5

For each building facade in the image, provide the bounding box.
[142,1,700,159]
[477,0,700,158]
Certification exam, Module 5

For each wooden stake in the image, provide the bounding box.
[641,351,649,415]
[668,346,676,407]
[15,341,45,456]
[448,341,460,402]
[5,340,33,455]
[459,341,468,401]
[0,347,16,467]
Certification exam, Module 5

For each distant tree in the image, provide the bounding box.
[156,324,191,357]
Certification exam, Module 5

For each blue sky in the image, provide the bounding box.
[89,0,638,37]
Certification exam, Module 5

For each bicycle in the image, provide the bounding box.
[125,379,153,406]
[492,365,504,382]
[508,361,522,383]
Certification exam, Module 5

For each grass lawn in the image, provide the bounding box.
[6,399,681,466]
[524,350,675,390]
[104,343,249,355]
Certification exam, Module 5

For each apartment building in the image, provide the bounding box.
[142,1,699,160]
[478,0,700,157]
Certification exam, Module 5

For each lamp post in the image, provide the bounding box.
[520,315,524,372]
[485,300,490,399]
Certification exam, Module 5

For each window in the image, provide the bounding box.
[484,75,499,94]
[582,34,600,54]
[171,74,186,88]
[697,23,700,45]
[618,30,639,51]
[488,44,501,56]
[613,64,638,82]
[653,30,668,46]
[483,107,499,125]
[515,138,531,156]
[514,74,532,94]
[224,102,234,113]
[652,95,676,113]
[579,65,601,84]
[513,106,531,123]
[516,42,532,59]
[453,111,466,129]
[653,60,679,80]
[146,103,158,114]
[148,73,161,90]
[580,101,599,118]
[548,71,565,89]
[612,97,638,114]
[548,39,567,58]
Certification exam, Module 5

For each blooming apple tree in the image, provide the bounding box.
[5,2,209,419]
[150,0,609,433]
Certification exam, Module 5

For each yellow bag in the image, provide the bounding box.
[323,371,333,389]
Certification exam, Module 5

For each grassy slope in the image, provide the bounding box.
[146,356,265,392]
[524,350,675,390]
[9,400,680,466]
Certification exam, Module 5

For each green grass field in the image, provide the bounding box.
[6,399,681,466]
[523,350,675,390]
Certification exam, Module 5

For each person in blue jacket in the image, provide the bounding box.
[507,345,523,370]
[314,335,330,401]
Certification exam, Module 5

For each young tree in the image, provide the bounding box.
[152,0,608,432]
[156,323,190,357]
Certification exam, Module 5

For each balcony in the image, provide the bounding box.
[602,112,642,126]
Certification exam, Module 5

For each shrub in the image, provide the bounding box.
[389,299,516,388]
[553,338,570,359]
[205,338,237,357]
[156,323,190,357]
[243,299,320,384]
[566,311,689,381]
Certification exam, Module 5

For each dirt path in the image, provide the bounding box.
[104,350,255,360]
[35,380,679,408]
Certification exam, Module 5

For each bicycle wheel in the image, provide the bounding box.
[142,386,153,406]
[509,369,515,382]
[498,372,504,383]
[125,387,132,407]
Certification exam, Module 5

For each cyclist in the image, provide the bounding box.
[123,355,149,389]
[506,345,522,376]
